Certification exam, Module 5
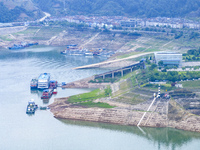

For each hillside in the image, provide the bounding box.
[34,0,200,18]
[0,0,42,22]
[0,0,200,22]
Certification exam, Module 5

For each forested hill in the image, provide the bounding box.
[35,0,200,18]
[0,0,200,23]
[0,0,41,23]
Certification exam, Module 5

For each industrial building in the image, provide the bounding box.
[154,52,182,67]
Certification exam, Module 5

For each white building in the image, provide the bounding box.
[154,52,182,67]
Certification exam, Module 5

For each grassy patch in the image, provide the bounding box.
[143,83,175,91]
[67,86,112,103]
[181,80,200,88]
[0,36,13,41]
[135,47,146,51]
[77,101,115,108]
[121,70,137,80]
[114,92,146,105]
[25,26,63,40]
[145,48,160,52]
[67,89,105,103]
[14,27,40,35]
[117,52,142,59]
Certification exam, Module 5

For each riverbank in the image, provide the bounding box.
[50,72,200,133]
[49,95,200,132]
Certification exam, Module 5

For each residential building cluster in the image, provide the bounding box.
[1,15,200,30]
[47,15,200,30]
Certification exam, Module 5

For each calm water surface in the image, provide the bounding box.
[0,46,200,150]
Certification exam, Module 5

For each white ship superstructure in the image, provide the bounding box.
[37,73,50,89]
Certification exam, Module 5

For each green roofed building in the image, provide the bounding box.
[154,52,182,67]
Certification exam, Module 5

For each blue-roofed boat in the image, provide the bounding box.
[49,80,57,89]
[30,78,38,89]
[37,73,50,89]
[8,42,38,50]
[8,44,25,50]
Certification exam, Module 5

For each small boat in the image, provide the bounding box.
[41,89,53,99]
[39,106,49,110]
[62,82,66,86]
[30,78,38,89]
[53,88,57,94]
[26,99,38,114]
[49,80,57,89]
[28,42,38,46]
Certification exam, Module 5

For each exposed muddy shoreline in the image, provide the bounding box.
[50,74,200,133]
[49,96,200,133]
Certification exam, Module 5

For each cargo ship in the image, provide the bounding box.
[37,73,50,89]
[8,42,38,50]
[41,89,53,99]
[26,99,38,114]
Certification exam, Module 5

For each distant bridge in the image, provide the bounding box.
[94,62,144,79]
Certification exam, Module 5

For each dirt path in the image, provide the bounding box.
[39,12,51,22]
[0,26,27,36]
[161,40,173,48]
[79,32,101,48]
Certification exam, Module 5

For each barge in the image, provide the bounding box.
[8,42,38,50]
[41,89,53,99]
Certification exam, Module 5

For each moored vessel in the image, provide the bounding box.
[37,73,50,89]
[53,88,57,94]
[49,80,57,89]
[26,99,38,114]
[30,78,38,89]
[41,89,53,99]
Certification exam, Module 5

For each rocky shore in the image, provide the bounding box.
[62,76,110,89]
[49,69,200,133]
[49,96,200,132]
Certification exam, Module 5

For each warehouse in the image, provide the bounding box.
[154,52,182,67]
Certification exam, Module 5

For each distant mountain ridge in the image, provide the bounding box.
[39,0,200,18]
[0,0,42,23]
[0,0,200,22]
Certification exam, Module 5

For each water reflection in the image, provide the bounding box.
[59,119,200,150]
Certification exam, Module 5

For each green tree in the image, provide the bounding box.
[104,87,112,96]
[150,64,157,70]
[158,60,164,66]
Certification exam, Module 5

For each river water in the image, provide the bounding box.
[0,46,200,150]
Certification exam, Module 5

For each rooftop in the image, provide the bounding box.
[38,73,50,80]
